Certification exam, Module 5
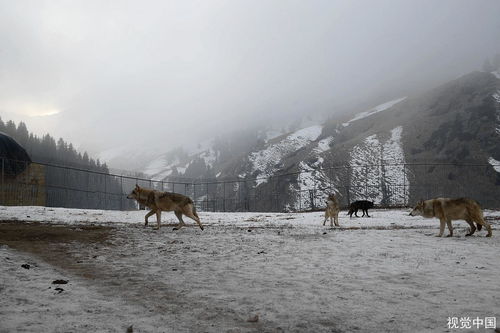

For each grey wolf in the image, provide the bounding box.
[347,200,374,218]
[409,197,492,237]
[323,194,340,227]
[127,185,204,231]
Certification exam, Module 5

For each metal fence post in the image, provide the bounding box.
[206,181,209,211]
[403,164,407,206]
[1,158,4,205]
[104,173,107,210]
[193,181,196,207]
[223,181,226,212]
[365,165,368,198]
[120,175,123,210]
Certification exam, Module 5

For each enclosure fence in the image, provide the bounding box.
[1,157,499,212]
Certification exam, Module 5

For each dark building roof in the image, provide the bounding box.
[0,132,31,176]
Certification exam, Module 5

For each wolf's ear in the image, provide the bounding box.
[135,184,140,189]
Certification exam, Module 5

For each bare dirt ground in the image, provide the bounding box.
[1,210,499,333]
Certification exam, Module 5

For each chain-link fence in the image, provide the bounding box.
[1,157,499,211]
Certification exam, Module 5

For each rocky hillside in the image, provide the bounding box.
[143,71,500,210]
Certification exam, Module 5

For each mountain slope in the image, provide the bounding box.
[142,71,500,210]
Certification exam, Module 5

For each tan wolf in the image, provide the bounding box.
[409,197,492,237]
[127,185,204,231]
[323,194,340,227]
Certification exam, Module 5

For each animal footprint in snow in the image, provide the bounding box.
[247,314,259,322]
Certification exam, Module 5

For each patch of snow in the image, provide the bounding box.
[349,126,408,205]
[343,97,407,127]
[293,158,335,211]
[492,70,500,79]
[488,157,500,173]
[176,165,188,174]
[314,136,334,153]
[494,91,500,135]
[249,125,323,186]
[143,155,179,178]
[143,139,219,179]
[493,91,500,103]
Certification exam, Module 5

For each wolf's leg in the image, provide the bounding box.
[144,210,155,226]
[355,208,359,217]
[445,220,453,237]
[437,219,446,237]
[465,219,476,236]
[154,210,162,230]
[323,213,328,226]
[182,204,204,230]
[173,211,185,230]
[365,209,370,218]
[334,213,340,227]
[474,216,492,237]
[184,210,204,231]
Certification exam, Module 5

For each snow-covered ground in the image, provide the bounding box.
[1,206,499,332]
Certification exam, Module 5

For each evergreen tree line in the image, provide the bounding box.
[0,117,108,173]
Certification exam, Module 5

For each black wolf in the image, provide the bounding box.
[347,200,374,218]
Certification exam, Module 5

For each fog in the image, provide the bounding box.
[1,0,499,163]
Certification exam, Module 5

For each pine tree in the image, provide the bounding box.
[5,120,16,137]
[16,122,29,148]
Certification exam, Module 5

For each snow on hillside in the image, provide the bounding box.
[489,157,500,173]
[494,91,500,103]
[349,126,408,205]
[249,125,323,186]
[350,134,384,203]
[380,127,409,204]
[342,97,407,127]
[492,70,500,79]
[314,136,334,153]
[288,136,337,211]
[142,140,219,179]
[494,90,500,135]
[98,144,162,171]
[186,140,219,169]
[294,159,331,211]
[143,155,178,179]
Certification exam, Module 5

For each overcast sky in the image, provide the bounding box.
[1,0,499,158]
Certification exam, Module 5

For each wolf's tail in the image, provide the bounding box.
[469,200,484,230]
[476,205,483,231]
[192,203,199,218]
